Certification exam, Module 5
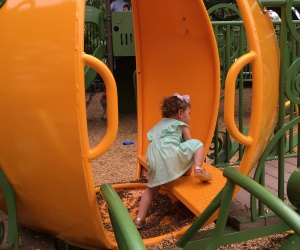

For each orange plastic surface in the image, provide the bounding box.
[133,0,279,246]
[224,0,280,179]
[164,162,226,217]
[132,0,220,179]
[0,1,117,249]
[132,0,223,245]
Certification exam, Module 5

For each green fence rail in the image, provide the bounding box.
[207,1,300,222]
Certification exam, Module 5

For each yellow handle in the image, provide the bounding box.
[224,51,256,146]
[83,53,118,160]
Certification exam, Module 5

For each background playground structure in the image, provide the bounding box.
[0,0,300,250]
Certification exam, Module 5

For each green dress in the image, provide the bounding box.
[146,118,203,188]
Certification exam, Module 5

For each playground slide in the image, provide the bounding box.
[84,6,106,91]
[133,0,279,245]
[0,0,279,249]
[132,0,226,226]
[85,44,106,90]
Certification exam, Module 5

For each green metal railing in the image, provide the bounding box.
[209,17,300,168]
[207,0,300,224]
[104,2,296,168]
[100,184,146,250]
[0,170,19,250]
[100,167,300,249]
[177,167,300,249]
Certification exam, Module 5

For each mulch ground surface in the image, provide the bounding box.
[97,189,195,239]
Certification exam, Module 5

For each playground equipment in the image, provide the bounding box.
[0,1,118,249]
[0,0,299,249]
[84,6,106,91]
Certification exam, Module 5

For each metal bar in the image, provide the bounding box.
[176,189,223,248]
[278,6,288,200]
[207,182,235,250]
[100,184,146,250]
[289,102,294,154]
[223,168,300,235]
[298,120,300,168]
[214,24,220,166]
[214,120,219,165]
[258,164,265,216]
[289,38,298,154]
[225,24,231,164]
[250,117,300,219]
[238,27,246,161]
[0,170,19,250]
[211,21,300,25]
[108,208,128,250]
[104,0,114,71]
[260,0,300,7]
[183,222,290,250]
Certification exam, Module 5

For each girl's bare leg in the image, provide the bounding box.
[184,146,204,176]
[194,146,204,166]
[194,146,212,181]
[135,186,160,226]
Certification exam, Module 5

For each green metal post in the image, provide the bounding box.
[0,170,19,250]
[176,190,223,248]
[104,0,114,71]
[207,181,235,250]
[298,120,300,168]
[238,26,246,161]
[214,23,220,166]
[258,164,266,217]
[251,117,300,219]
[100,184,146,250]
[225,24,231,164]
[278,5,288,201]
[213,120,220,165]
[108,208,128,250]
[288,38,298,154]
[260,0,300,7]
[288,102,294,154]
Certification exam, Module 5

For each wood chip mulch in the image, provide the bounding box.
[97,189,195,239]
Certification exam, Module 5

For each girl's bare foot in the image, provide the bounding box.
[134,217,145,229]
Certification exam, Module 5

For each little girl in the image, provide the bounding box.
[135,93,211,228]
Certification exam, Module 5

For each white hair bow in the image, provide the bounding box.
[173,92,190,103]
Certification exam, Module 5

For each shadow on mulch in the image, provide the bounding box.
[97,187,195,239]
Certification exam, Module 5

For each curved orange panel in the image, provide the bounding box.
[0,1,116,249]
[132,0,220,163]
[225,0,280,177]
[132,0,223,246]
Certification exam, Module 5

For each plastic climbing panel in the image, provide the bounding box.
[0,0,118,249]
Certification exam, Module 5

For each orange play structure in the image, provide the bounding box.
[0,0,279,249]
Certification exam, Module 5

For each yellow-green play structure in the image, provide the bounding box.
[0,0,300,249]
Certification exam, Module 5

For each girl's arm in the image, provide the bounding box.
[181,126,191,141]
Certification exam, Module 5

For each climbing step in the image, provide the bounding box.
[138,155,226,217]
[164,162,226,216]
